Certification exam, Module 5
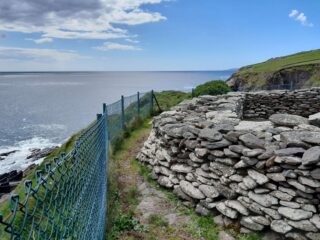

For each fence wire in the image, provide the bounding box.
[0,90,157,239]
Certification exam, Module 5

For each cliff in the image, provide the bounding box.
[227,49,320,91]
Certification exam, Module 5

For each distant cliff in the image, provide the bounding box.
[227,49,320,91]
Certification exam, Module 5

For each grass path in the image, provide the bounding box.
[107,120,261,240]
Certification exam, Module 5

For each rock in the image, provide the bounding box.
[269,114,309,127]
[310,215,320,230]
[214,215,225,227]
[248,191,278,207]
[198,185,219,199]
[216,202,238,219]
[195,204,210,216]
[180,181,205,200]
[199,128,223,142]
[298,176,320,188]
[218,231,235,240]
[251,216,270,226]
[173,186,194,202]
[310,169,320,180]
[242,148,265,157]
[287,220,318,232]
[285,232,307,240]
[158,176,173,188]
[213,182,237,199]
[306,233,320,240]
[270,190,293,201]
[287,179,315,194]
[302,146,320,166]
[225,200,249,216]
[270,220,292,234]
[235,121,273,132]
[201,139,232,149]
[309,112,320,127]
[240,217,264,231]
[26,146,59,161]
[278,207,313,221]
[247,169,269,185]
[239,133,265,149]
[0,150,18,157]
[243,176,258,189]
[281,131,320,148]
[266,173,286,182]
[170,164,193,173]
[274,147,305,156]
[195,148,208,158]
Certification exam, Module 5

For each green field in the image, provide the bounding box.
[240,49,320,74]
[229,49,320,89]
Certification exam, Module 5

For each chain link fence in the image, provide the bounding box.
[0,90,158,239]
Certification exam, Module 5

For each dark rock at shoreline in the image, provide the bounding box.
[26,146,59,161]
[0,150,18,158]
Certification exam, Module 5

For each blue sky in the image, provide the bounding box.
[0,0,319,71]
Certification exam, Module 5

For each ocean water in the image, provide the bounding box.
[0,71,234,173]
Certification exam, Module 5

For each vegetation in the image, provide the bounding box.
[154,91,191,111]
[229,49,320,89]
[193,80,230,96]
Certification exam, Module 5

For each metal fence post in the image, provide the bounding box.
[121,95,125,130]
[150,90,154,116]
[137,92,140,117]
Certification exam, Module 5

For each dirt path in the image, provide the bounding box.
[108,122,258,240]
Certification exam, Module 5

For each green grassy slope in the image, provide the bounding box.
[228,49,320,89]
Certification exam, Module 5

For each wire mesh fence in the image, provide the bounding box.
[0,90,158,239]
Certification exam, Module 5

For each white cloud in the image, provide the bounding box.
[0,46,83,62]
[289,9,298,18]
[94,42,142,51]
[125,38,140,43]
[0,0,167,41]
[289,9,313,27]
[26,38,54,44]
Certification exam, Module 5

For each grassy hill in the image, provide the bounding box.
[227,49,320,90]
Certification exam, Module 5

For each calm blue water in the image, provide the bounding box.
[0,71,234,173]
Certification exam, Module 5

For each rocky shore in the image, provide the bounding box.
[137,89,320,239]
[0,146,58,196]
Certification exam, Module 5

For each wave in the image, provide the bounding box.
[0,137,59,175]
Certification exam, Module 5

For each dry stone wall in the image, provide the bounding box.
[244,88,320,119]
[137,91,320,239]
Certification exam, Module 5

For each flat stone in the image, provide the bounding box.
[270,190,293,201]
[170,164,193,173]
[298,176,320,188]
[266,173,286,182]
[279,201,300,209]
[248,191,278,207]
[173,186,194,202]
[242,148,265,157]
[225,200,249,216]
[198,185,219,199]
[302,146,320,166]
[288,179,315,194]
[310,214,320,229]
[201,139,232,149]
[269,113,308,127]
[240,217,264,231]
[195,204,211,216]
[274,147,305,156]
[180,180,205,200]
[158,176,173,188]
[309,112,320,127]
[306,233,320,240]
[278,207,313,221]
[247,169,269,185]
[270,220,292,234]
[250,216,270,226]
[235,121,273,132]
[216,202,238,219]
[239,133,265,149]
[229,145,248,154]
[281,131,320,148]
[199,128,223,142]
[285,232,307,240]
[288,219,318,232]
[243,176,257,189]
[302,136,320,145]
[311,169,320,180]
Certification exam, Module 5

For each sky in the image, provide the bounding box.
[0,0,319,71]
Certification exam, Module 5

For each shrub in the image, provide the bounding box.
[193,80,230,97]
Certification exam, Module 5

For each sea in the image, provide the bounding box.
[0,71,234,174]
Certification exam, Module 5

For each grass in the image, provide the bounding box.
[239,49,320,74]
[232,49,320,88]
[154,91,191,111]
